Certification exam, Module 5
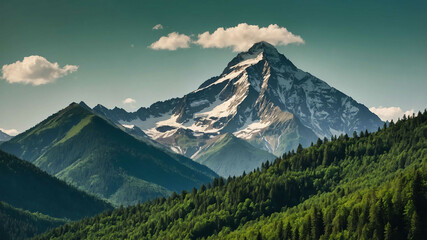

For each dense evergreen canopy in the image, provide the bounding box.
[0,150,112,220]
[0,201,65,240]
[35,111,427,239]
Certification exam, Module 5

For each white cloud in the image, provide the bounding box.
[0,128,19,136]
[149,23,304,52]
[1,56,78,86]
[149,32,191,50]
[152,24,163,30]
[123,98,136,104]
[195,23,305,52]
[369,106,415,121]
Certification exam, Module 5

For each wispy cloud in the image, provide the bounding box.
[122,98,137,110]
[152,24,163,30]
[149,32,191,50]
[0,128,19,136]
[123,98,136,104]
[369,106,415,121]
[149,23,304,52]
[1,56,78,86]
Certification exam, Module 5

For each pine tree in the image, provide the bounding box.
[311,207,324,239]
[353,131,358,139]
[297,144,303,154]
[384,222,392,240]
[322,146,330,166]
[316,138,323,146]
[408,212,421,240]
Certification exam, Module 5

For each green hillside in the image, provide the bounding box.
[0,150,112,220]
[34,111,427,239]
[0,201,65,240]
[194,133,277,177]
[0,103,217,206]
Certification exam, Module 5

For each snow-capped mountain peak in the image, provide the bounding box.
[93,42,383,157]
[224,41,296,72]
[197,41,297,96]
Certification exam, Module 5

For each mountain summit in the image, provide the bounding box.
[94,42,383,171]
[225,41,295,69]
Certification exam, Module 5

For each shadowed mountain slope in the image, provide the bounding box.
[1,103,217,206]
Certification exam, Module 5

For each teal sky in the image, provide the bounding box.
[1,0,426,134]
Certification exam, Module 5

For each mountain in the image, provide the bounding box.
[0,201,65,240]
[93,41,382,158]
[35,110,427,240]
[0,103,218,206]
[0,150,112,220]
[192,133,276,177]
[0,130,12,142]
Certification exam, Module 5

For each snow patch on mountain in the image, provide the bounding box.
[118,111,173,138]
[195,95,239,119]
[195,69,245,93]
[232,52,264,68]
[234,120,271,139]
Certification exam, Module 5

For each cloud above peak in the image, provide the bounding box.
[1,56,78,86]
[196,23,304,52]
[149,23,304,52]
[369,106,415,121]
[122,98,137,110]
[123,98,136,104]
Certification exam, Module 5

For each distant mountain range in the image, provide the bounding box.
[0,103,217,206]
[0,130,12,142]
[94,41,383,175]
